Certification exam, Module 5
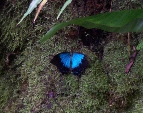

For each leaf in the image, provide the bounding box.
[40,22,69,42]
[136,41,143,50]
[17,0,42,25]
[33,0,48,23]
[57,0,72,20]
[40,9,143,43]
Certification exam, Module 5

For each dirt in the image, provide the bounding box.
[69,0,112,60]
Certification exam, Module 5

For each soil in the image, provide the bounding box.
[69,0,112,60]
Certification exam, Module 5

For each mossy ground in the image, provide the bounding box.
[0,0,143,113]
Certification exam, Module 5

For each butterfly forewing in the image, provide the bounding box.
[59,52,71,68]
[71,53,84,68]
[50,52,70,74]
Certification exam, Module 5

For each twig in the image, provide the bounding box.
[125,46,137,73]
[127,32,131,56]
[49,92,66,113]
[109,0,112,12]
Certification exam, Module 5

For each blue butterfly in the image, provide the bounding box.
[50,52,89,77]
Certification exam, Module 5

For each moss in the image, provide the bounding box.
[0,71,21,112]
[0,0,45,111]
[13,35,101,113]
[112,0,143,10]
[1,0,143,113]
[72,61,109,113]
[0,0,86,112]
[102,37,143,112]
[126,36,143,113]
[1,1,32,51]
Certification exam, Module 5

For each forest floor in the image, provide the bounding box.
[0,0,143,113]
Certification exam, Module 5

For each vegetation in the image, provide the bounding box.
[0,0,143,112]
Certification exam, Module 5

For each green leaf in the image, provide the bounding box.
[57,0,72,20]
[136,41,143,50]
[40,9,143,43]
[17,0,42,25]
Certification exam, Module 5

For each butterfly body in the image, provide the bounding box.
[51,52,88,76]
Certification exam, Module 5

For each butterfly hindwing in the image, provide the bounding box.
[50,52,70,74]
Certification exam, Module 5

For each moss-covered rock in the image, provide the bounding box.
[1,0,143,113]
[102,36,143,112]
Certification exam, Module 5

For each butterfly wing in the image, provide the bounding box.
[71,53,88,76]
[51,52,89,76]
[59,52,71,68]
[50,52,71,74]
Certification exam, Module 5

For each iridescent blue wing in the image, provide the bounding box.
[50,52,71,74]
[71,53,84,69]
[51,52,89,76]
[71,53,89,76]
[59,52,71,68]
